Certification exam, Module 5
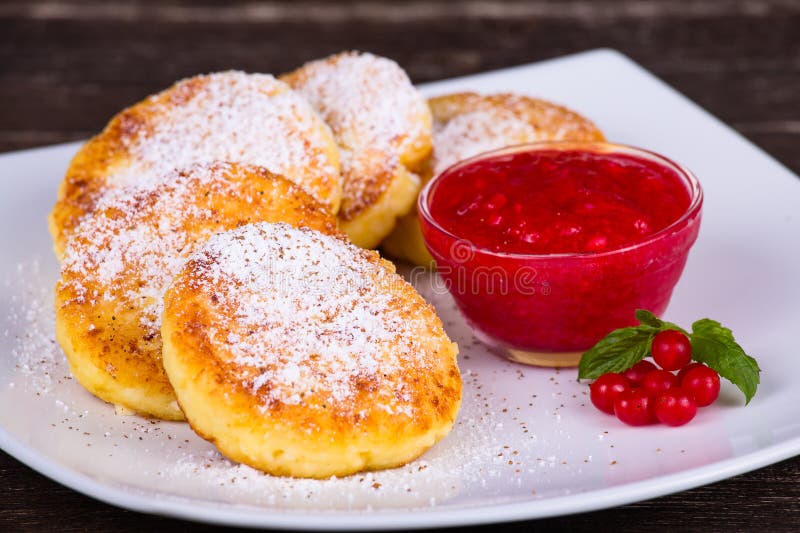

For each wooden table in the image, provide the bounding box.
[1,1,798,530]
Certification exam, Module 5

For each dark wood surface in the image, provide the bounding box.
[1,1,798,530]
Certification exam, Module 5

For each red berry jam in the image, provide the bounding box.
[428,150,691,254]
[418,142,702,365]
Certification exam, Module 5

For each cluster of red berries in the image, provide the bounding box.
[589,330,721,426]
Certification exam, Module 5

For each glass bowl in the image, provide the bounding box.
[417,141,703,367]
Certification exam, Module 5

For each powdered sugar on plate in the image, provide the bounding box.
[3,260,71,395]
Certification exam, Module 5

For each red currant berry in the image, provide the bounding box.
[623,360,658,386]
[681,365,721,407]
[590,373,631,414]
[654,388,697,426]
[651,330,692,371]
[677,362,706,383]
[642,369,679,395]
[614,388,656,426]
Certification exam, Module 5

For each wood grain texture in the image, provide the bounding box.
[1,0,799,530]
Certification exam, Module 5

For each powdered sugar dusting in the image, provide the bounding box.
[4,260,71,395]
[430,93,603,177]
[60,162,242,336]
[286,52,429,216]
[432,109,542,176]
[111,71,339,206]
[3,260,508,509]
[289,53,425,154]
[182,223,433,416]
[6,256,677,513]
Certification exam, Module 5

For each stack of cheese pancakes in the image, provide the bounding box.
[52,52,602,478]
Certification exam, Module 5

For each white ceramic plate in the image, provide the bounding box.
[1,49,799,530]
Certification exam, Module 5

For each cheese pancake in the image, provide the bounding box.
[282,52,432,248]
[55,162,338,420]
[50,71,341,258]
[161,222,461,477]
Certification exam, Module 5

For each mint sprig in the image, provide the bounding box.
[578,310,676,379]
[578,310,761,404]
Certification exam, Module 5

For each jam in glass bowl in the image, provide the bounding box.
[417,141,703,367]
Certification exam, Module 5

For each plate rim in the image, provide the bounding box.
[2,421,799,530]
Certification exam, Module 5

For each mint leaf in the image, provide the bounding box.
[634,309,662,328]
[635,309,687,334]
[690,319,760,404]
[578,326,656,380]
